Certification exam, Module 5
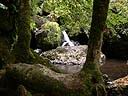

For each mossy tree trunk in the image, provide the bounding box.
[84,0,110,70]
[6,64,84,96]
[81,0,110,95]
[0,0,33,65]
[0,0,52,67]
[10,0,35,63]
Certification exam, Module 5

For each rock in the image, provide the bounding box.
[33,15,49,27]
[33,13,59,27]
[41,45,106,73]
[106,75,128,96]
[112,75,128,87]
[34,22,62,51]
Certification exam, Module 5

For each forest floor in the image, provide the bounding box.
[101,58,128,80]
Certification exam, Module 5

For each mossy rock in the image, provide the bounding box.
[36,22,62,51]
[33,15,49,27]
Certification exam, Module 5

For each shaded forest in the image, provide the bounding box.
[0,0,128,96]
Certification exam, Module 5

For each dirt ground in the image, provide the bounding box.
[101,58,128,80]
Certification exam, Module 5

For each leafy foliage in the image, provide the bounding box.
[31,0,41,14]
[32,0,128,43]
[107,0,128,28]
[114,23,128,41]
[42,0,92,36]
[41,0,128,38]
[104,0,128,42]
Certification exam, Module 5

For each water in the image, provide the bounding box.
[62,30,74,47]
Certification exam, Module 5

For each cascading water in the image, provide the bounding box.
[61,30,74,47]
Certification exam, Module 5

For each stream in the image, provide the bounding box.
[101,58,128,80]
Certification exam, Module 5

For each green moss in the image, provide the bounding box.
[6,62,106,96]
[79,61,106,96]
[9,0,35,64]
[43,0,92,36]
[42,21,61,45]
[37,21,62,51]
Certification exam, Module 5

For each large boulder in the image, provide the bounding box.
[40,45,106,73]
[34,22,62,51]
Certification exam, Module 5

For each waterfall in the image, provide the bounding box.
[62,30,74,47]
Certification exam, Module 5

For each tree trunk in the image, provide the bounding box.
[84,0,110,69]
[9,0,35,63]
[81,0,110,95]
[0,0,54,68]
[6,64,84,96]
[0,0,33,65]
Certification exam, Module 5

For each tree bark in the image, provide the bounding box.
[0,0,33,65]
[9,0,35,63]
[6,63,84,96]
[83,0,110,70]
[0,0,54,69]
[81,0,110,95]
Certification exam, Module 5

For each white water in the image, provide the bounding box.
[62,30,74,47]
